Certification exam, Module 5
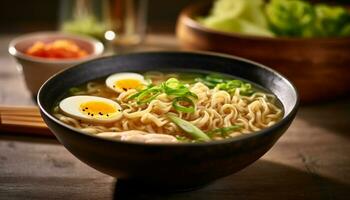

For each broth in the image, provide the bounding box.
[53,71,283,143]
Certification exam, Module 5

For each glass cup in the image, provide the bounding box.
[59,0,111,42]
[108,0,148,52]
[59,0,148,53]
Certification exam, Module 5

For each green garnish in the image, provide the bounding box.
[195,73,229,88]
[128,84,154,100]
[185,91,198,100]
[205,74,226,84]
[129,78,197,113]
[206,125,242,137]
[172,96,195,113]
[217,80,254,96]
[163,78,191,97]
[197,74,254,96]
[135,87,162,104]
[167,114,210,141]
[129,75,253,112]
[128,92,142,100]
[69,87,82,95]
[175,135,191,142]
[195,77,216,88]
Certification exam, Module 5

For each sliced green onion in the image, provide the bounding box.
[167,114,210,141]
[195,77,216,88]
[175,135,191,142]
[164,78,181,89]
[196,74,255,96]
[128,91,143,100]
[217,80,254,96]
[136,87,162,104]
[196,74,228,88]
[69,87,81,95]
[239,83,254,96]
[227,80,244,88]
[205,74,226,84]
[177,73,201,84]
[217,80,241,90]
[165,87,189,96]
[207,125,242,137]
[172,96,195,113]
[185,91,198,100]
[128,78,199,108]
[128,86,162,104]
[163,78,189,96]
[128,84,154,100]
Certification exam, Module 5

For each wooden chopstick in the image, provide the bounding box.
[0,105,53,137]
[1,119,46,127]
[0,106,40,112]
[0,106,41,115]
[0,112,42,117]
[1,115,44,123]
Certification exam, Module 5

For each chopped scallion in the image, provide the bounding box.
[167,114,210,141]
[172,96,195,113]
[135,87,162,104]
[69,87,81,95]
[129,78,199,111]
[206,125,242,137]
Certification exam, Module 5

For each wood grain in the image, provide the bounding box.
[0,34,349,200]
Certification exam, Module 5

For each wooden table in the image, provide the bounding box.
[0,34,349,200]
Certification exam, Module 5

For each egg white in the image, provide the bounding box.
[105,72,147,93]
[59,95,122,123]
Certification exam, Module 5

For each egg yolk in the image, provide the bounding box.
[114,79,143,91]
[80,101,119,118]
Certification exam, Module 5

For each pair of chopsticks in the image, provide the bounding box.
[0,106,53,137]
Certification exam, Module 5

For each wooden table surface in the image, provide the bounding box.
[0,34,349,200]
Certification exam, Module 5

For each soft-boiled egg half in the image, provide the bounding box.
[106,72,148,93]
[59,96,122,123]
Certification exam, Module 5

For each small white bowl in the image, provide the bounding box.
[8,32,104,95]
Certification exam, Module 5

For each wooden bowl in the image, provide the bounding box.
[176,1,350,103]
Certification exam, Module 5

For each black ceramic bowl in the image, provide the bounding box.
[38,51,298,190]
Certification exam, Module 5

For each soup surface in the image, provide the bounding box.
[54,71,283,143]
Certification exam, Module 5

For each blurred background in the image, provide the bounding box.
[1,0,350,100]
[0,0,189,33]
[0,0,347,33]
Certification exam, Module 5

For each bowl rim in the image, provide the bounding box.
[37,50,299,147]
[8,31,104,64]
[179,0,350,42]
